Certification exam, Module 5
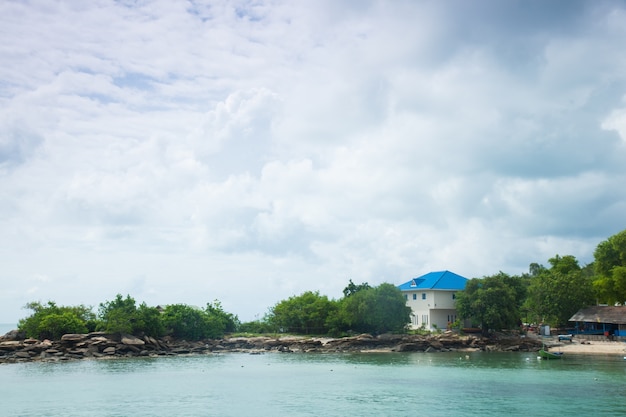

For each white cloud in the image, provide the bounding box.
[1,0,626,324]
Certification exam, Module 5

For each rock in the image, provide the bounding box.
[394,342,426,352]
[121,335,145,346]
[61,334,87,342]
[89,336,110,346]
[0,341,22,351]
[119,344,141,353]
[144,336,159,346]
[14,351,32,358]
[102,346,116,355]
[0,329,25,341]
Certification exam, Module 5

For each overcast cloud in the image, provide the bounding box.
[2,0,626,323]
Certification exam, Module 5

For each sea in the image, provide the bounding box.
[1,347,625,417]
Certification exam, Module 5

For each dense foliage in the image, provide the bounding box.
[455,272,523,336]
[162,302,239,340]
[265,282,410,336]
[19,301,95,340]
[331,283,411,335]
[98,294,164,336]
[268,291,336,334]
[525,255,595,327]
[455,229,626,331]
[593,229,626,305]
[18,295,238,341]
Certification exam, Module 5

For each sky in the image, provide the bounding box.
[1,0,626,324]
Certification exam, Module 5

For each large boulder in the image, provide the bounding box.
[0,341,22,351]
[121,335,145,346]
[102,346,116,355]
[61,334,87,342]
[0,329,25,341]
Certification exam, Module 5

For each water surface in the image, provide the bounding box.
[1,351,625,416]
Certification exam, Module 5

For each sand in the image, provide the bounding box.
[548,340,626,355]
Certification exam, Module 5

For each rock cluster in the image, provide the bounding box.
[0,330,542,364]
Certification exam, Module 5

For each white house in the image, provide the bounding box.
[397,270,468,331]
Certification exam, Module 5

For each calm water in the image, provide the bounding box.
[1,351,625,416]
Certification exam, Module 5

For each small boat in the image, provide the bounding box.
[538,349,563,359]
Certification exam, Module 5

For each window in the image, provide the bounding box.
[412,294,417,300]
[404,294,408,300]
[421,315,429,325]
[421,293,426,300]
[452,293,456,300]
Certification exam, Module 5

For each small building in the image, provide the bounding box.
[569,306,626,338]
[398,270,468,331]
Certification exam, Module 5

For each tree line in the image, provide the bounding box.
[17,228,626,340]
[17,281,410,341]
[242,282,410,336]
[457,228,626,334]
[18,295,238,341]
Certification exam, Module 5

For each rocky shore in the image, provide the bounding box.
[0,330,542,364]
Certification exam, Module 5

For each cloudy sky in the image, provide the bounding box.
[2,0,626,324]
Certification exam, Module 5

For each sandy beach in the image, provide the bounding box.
[546,340,626,355]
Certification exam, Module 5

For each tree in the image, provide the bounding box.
[456,273,522,336]
[526,255,595,327]
[135,302,165,337]
[18,301,95,340]
[161,304,211,340]
[333,283,410,335]
[342,279,371,297]
[268,291,337,334]
[593,229,626,304]
[205,300,240,334]
[98,294,139,334]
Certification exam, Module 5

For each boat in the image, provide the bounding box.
[538,349,563,359]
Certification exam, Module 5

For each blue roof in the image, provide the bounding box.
[397,270,468,291]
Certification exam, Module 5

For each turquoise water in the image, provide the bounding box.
[1,352,625,416]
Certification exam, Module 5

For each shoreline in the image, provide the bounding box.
[3,330,625,364]
[523,332,626,356]
[544,340,626,355]
[0,331,537,364]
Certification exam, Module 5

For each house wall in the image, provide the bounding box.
[403,289,460,330]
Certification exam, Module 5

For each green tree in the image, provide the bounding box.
[333,283,410,335]
[238,318,275,334]
[18,301,95,340]
[97,295,163,337]
[593,229,626,304]
[456,273,522,336]
[135,302,165,337]
[342,279,372,297]
[268,291,337,334]
[205,300,239,334]
[526,255,595,327]
[161,304,211,340]
[97,294,138,334]
[39,312,88,340]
